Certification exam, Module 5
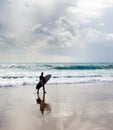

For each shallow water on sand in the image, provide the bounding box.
[0,83,113,130]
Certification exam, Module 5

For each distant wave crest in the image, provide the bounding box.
[54,64,113,70]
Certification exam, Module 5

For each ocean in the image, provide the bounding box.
[0,63,113,87]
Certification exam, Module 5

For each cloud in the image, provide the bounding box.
[0,0,113,62]
[29,16,80,54]
[29,11,113,62]
[47,17,77,48]
[0,24,5,33]
[0,34,16,48]
[67,0,113,20]
[0,0,10,7]
[31,24,51,37]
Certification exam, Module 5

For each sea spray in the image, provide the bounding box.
[0,63,113,87]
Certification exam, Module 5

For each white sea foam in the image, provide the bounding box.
[0,63,113,87]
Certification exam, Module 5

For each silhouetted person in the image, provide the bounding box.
[36,72,46,95]
[40,72,46,93]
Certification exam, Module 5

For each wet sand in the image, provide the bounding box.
[0,83,113,130]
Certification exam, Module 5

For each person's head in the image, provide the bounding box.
[41,72,44,76]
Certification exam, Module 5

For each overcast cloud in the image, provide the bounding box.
[0,0,113,62]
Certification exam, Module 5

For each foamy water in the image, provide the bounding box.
[0,63,113,87]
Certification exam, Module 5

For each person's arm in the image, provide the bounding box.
[43,77,46,83]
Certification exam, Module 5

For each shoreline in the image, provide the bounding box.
[0,83,113,130]
[1,81,113,88]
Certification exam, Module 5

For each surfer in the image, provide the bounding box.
[36,72,51,95]
[40,72,46,93]
[37,72,46,94]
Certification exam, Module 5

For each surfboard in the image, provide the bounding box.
[36,74,51,90]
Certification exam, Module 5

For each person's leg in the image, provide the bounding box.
[37,89,39,95]
[43,85,46,93]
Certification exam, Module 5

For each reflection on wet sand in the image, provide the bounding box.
[1,84,113,130]
[36,93,51,115]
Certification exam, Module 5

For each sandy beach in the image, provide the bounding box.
[0,83,113,130]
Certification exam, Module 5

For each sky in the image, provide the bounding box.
[0,0,113,63]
